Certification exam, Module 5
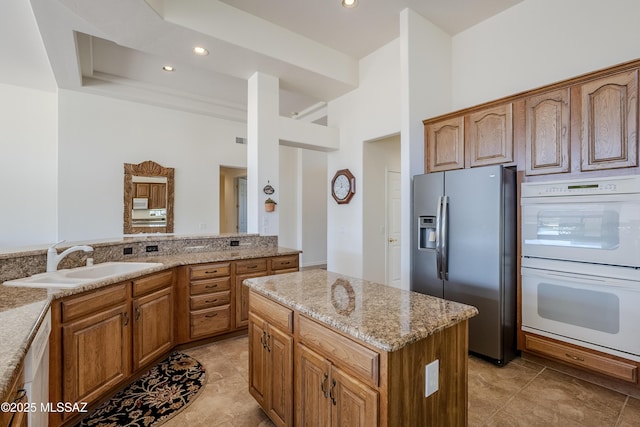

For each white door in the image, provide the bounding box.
[387,171,401,287]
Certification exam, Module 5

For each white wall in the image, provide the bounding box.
[278,145,299,249]
[57,90,247,241]
[452,0,640,109]
[0,84,58,249]
[327,39,402,277]
[300,149,327,267]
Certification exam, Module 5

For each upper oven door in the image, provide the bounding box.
[521,193,640,267]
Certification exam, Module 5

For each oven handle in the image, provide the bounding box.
[522,267,640,291]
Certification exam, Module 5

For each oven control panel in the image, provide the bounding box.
[521,175,640,197]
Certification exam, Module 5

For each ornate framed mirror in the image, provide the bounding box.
[124,160,175,234]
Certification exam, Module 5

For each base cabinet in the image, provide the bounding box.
[296,344,378,427]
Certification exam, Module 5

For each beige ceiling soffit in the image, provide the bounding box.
[151,0,359,88]
[82,73,247,122]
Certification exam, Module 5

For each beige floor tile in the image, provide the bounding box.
[618,396,640,427]
[487,369,626,427]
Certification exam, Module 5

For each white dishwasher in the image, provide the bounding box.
[24,308,50,427]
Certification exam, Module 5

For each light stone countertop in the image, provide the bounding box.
[243,270,479,352]
[0,246,300,400]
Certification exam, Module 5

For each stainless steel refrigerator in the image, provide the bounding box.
[411,164,516,365]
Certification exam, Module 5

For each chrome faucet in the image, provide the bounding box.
[46,240,94,272]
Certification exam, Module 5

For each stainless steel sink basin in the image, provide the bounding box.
[3,262,163,290]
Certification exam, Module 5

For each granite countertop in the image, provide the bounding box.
[243,270,479,352]
[0,246,300,400]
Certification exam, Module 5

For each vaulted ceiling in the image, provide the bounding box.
[19,0,522,121]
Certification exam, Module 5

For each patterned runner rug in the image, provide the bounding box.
[79,351,206,427]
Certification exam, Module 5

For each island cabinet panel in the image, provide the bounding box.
[469,103,514,167]
[525,89,571,175]
[579,69,638,171]
[248,297,294,427]
[0,364,26,427]
[425,116,465,172]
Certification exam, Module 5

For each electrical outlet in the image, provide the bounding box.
[145,245,159,253]
[123,247,133,255]
[230,240,240,247]
[425,360,439,397]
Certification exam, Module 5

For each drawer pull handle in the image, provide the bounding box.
[205,299,218,303]
[205,313,218,318]
[135,307,141,321]
[248,264,258,269]
[205,284,218,289]
[282,261,290,265]
[123,312,129,326]
[321,373,329,397]
[260,331,268,349]
[329,379,337,405]
[565,353,585,362]
[206,270,219,274]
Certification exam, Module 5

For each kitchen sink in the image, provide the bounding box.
[3,262,163,290]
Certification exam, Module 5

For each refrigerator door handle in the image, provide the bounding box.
[441,195,449,280]
[435,196,443,279]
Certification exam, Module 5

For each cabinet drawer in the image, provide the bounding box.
[61,283,128,323]
[270,255,299,271]
[190,306,231,339]
[189,263,231,280]
[190,277,230,295]
[190,291,230,310]
[132,270,173,297]
[236,259,267,274]
[525,334,638,383]
[298,315,379,386]
[249,291,293,333]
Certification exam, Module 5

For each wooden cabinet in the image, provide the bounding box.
[50,270,175,426]
[270,254,299,274]
[248,292,294,427]
[525,89,571,175]
[425,116,465,172]
[0,365,27,427]
[235,258,268,329]
[134,182,167,209]
[248,292,299,427]
[60,284,131,413]
[296,344,378,427]
[579,70,638,171]
[469,103,514,167]
[132,270,174,371]
[187,262,232,339]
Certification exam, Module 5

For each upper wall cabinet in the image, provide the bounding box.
[580,70,638,171]
[525,89,571,176]
[469,103,514,167]
[425,116,465,173]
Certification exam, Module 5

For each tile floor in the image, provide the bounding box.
[164,336,640,426]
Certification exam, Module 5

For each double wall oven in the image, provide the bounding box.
[521,174,640,361]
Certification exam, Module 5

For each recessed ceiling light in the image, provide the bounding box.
[162,65,174,72]
[193,46,209,56]
[342,0,358,7]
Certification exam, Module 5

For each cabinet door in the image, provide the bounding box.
[331,366,379,427]
[469,103,514,167]
[149,183,167,209]
[525,89,570,175]
[267,325,293,427]
[248,313,268,409]
[425,116,465,172]
[132,286,173,371]
[62,304,131,406]
[580,69,638,171]
[235,271,267,328]
[296,344,331,427]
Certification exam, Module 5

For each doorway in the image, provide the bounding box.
[219,166,247,233]
[363,134,401,286]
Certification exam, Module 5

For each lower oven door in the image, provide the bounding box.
[521,265,640,359]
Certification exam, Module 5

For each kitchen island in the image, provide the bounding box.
[243,270,479,427]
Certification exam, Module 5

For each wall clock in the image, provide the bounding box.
[331,169,355,204]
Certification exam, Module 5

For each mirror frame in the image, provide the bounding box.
[124,160,175,234]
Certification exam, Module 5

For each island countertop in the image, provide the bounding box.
[243,269,479,352]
